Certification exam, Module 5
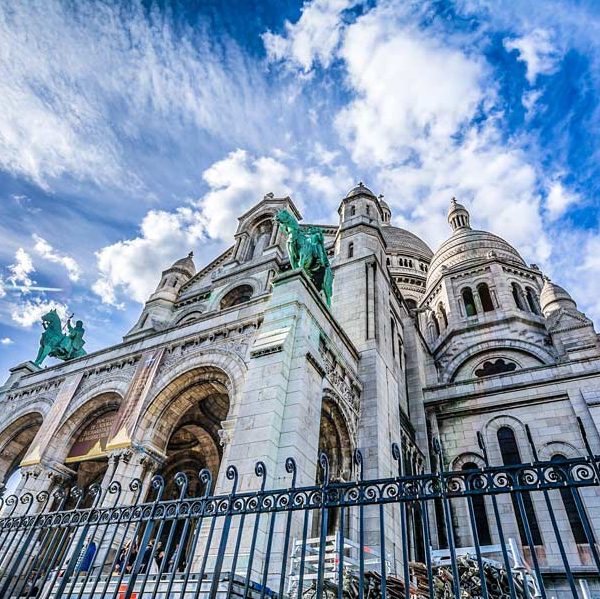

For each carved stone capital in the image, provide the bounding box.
[217,419,236,448]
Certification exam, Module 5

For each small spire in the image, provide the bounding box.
[188,251,194,258]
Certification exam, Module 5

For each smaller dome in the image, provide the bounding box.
[170,252,196,277]
[540,278,577,316]
[346,181,377,199]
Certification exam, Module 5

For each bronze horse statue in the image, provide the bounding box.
[276,209,333,306]
[34,309,86,367]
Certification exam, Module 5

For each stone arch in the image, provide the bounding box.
[207,277,262,312]
[318,393,354,483]
[64,378,130,425]
[45,391,123,466]
[0,411,44,484]
[146,350,246,423]
[137,365,234,497]
[452,452,494,547]
[175,310,204,326]
[483,414,532,466]
[136,366,232,453]
[245,214,274,261]
[537,441,582,461]
[451,452,485,471]
[444,339,553,383]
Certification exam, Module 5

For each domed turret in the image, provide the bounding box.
[426,200,525,293]
[448,198,471,232]
[378,195,391,226]
[339,182,382,223]
[346,181,377,199]
[540,278,577,316]
[125,251,197,340]
[419,198,555,381]
[170,252,196,278]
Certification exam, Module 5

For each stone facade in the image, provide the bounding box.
[1,186,600,591]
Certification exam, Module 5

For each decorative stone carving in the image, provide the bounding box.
[217,419,236,448]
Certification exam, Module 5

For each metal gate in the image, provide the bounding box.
[0,424,599,598]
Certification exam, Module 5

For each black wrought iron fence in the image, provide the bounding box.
[0,423,599,599]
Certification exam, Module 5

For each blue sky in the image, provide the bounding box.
[1,0,600,378]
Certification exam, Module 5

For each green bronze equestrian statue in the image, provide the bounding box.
[33,309,87,367]
[276,209,334,306]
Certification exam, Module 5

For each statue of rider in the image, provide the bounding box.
[65,319,86,358]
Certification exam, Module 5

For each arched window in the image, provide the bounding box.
[220,285,254,309]
[390,317,396,357]
[512,283,526,311]
[438,303,448,328]
[551,455,590,544]
[386,257,391,266]
[497,427,543,545]
[477,283,494,312]
[366,205,371,216]
[350,205,356,217]
[347,242,354,258]
[398,338,403,369]
[462,462,492,545]
[462,287,477,317]
[431,313,440,338]
[525,287,540,315]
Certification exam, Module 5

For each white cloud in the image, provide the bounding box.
[0,276,5,299]
[11,298,70,328]
[335,10,486,167]
[93,207,207,305]
[545,181,579,220]
[8,249,35,292]
[93,149,306,306]
[32,234,81,281]
[504,29,562,84]
[263,0,357,72]
[200,149,295,239]
[0,337,13,345]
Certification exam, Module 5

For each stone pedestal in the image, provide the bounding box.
[206,270,347,585]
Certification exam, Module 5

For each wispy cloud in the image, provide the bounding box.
[0,1,299,195]
[11,298,70,329]
[263,0,359,72]
[504,29,562,85]
[33,234,81,282]
[0,337,13,346]
[7,249,35,292]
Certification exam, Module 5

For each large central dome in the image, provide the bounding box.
[426,200,525,292]
[382,226,433,261]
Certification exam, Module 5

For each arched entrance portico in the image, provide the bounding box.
[0,412,43,495]
[314,394,353,536]
[137,366,233,497]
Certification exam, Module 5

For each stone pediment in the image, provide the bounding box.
[546,308,592,333]
[178,247,234,298]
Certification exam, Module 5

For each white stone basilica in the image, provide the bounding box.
[2,184,600,589]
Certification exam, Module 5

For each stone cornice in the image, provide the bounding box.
[423,357,600,404]
[4,314,264,400]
